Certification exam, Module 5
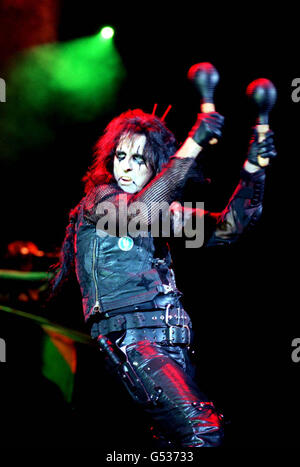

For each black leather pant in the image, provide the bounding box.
[103,335,224,447]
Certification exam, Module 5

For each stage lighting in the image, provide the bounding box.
[100,26,114,40]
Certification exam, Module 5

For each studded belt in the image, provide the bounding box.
[90,303,191,346]
[123,326,191,346]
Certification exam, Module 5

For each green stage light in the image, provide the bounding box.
[0,31,126,160]
[100,26,114,40]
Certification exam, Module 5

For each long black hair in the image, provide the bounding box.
[82,108,178,192]
[51,109,178,295]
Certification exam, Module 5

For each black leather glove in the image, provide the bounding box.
[247,127,277,167]
[189,112,224,147]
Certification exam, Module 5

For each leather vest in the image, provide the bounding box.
[74,203,178,322]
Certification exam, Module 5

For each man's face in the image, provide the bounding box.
[113,133,153,194]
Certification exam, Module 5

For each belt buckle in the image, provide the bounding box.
[167,325,190,346]
[165,303,190,346]
[165,303,181,326]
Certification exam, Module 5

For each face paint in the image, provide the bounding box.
[113,133,153,194]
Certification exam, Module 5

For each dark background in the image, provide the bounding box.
[0,1,298,449]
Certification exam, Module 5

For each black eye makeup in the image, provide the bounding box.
[133,154,147,165]
[116,150,126,160]
[115,150,147,166]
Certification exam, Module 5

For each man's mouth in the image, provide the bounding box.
[120,176,133,182]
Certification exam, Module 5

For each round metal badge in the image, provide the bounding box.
[118,236,134,251]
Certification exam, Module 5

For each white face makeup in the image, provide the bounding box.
[113,133,153,194]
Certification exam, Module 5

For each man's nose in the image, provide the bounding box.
[121,157,132,172]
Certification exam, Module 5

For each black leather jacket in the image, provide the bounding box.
[74,204,178,321]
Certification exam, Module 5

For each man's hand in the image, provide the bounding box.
[246,127,277,168]
[189,112,224,147]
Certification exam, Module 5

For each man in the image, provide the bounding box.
[52,108,276,447]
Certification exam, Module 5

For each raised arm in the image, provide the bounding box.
[204,128,277,246]
[170,128,277,246]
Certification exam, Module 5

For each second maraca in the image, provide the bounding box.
[246,78,277,167]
